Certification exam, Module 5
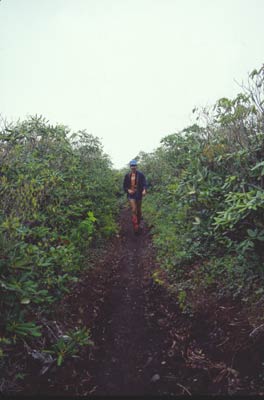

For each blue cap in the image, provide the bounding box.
[129,159,138,166]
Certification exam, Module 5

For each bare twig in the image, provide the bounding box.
[216,337,229,348]
[249,323,264,339]
[176,382,192,396]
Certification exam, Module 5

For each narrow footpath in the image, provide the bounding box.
[21,207,264,396]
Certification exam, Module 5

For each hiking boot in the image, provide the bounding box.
[132,215,139,233]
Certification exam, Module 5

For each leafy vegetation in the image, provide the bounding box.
[0,116,119,375]
[140,65,264,317]
[48,327,94,367]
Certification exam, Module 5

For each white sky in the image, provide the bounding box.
[0,0,263,169]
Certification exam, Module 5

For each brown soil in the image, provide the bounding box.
[17,207,264,396]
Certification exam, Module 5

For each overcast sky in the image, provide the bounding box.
[0,0,263,169]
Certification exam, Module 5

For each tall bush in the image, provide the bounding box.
[140,65,264,306]
[0,116,119,362]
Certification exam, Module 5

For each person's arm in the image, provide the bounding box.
[123,174,129,194]
[141,173,147,196]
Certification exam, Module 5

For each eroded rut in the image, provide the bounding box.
[90,208,161,396]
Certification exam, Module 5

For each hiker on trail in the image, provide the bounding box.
[123,159,147,234]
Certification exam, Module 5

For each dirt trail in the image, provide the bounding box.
[90,208,157,396]
[20,207,264,396]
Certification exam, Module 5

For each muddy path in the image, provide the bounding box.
[20,207,264,396]
[89,208,161,396]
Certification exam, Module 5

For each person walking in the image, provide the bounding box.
[123,159,147,234]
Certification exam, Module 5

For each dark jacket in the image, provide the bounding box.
[123,170,147,199]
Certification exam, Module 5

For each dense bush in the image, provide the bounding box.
[0,116,119,363]
[140,65,264,311]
